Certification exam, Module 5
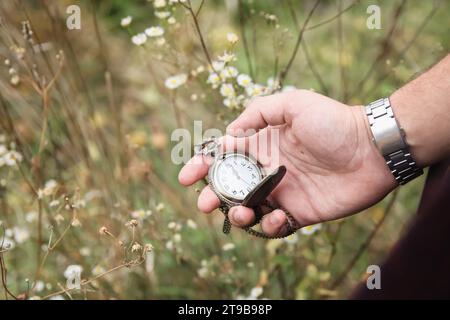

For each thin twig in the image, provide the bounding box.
[363,2,439,98]
[1,227,18,300]
[279,0,320,86]
[284,0,329,94]
[238,0,254,78]
[337,0,348,101]
[351,0,407,98]
[181,0,213,68]
[42,259,145,300]
[326,219,346,267]
[195,0,205,17]
[305,0,360,31]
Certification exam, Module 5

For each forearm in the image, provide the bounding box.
[390,54,450,167]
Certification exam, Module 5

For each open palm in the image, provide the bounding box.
[179,90,397,237]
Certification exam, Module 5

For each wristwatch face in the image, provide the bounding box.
[210,152,264,202]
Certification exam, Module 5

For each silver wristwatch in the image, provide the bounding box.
[365,98,423,185]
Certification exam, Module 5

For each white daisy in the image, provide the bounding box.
[42,179,58,197]
[120,16,132,27]
[249,286,263,299]
[155,37,166,46]
[13,227,30,244]
[0,237,15,250]
[300,223,322,235]
[218,51,236,63]
[207,72,221,88]
[164,73,187,89]
[155,11,171,19]
[245,84,264,97]
[25,211,38,223]
[220,66,238,79]
[211,60,225,72]
[227,32,239,44]
[165,240,174,250]
[220,83,235,98]
[131,33,147,46]
[186,219,197,229]
[197,266,208,278]
[283,233,299,244]
[131,209,152,220]
[237,74,253,87]
[222,242,235,251]
[153,0,167,8]
[63,265,83,280]
[223,98,240,109]
[92,265,106,276]
[173,233,182,243]
[79,247,91,257]
[145,26,164,37]
[3,150,23,166]
[49,200,60,208]
[34,281,45,292]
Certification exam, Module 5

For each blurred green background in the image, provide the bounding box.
[0,0,447,299]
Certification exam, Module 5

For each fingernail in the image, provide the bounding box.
[230,207,243,224]
[270,212,282,225]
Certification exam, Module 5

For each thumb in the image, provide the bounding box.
[226,92,293,137]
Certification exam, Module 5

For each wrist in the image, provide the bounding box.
[390,90,444,168]
[389,55,450,167]
[361,98,423,185]
[352,105,398,187]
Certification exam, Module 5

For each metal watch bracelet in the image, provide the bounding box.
[365,98,423,185]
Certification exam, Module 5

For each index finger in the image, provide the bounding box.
[178,155,209,186]
[226,92,293,136]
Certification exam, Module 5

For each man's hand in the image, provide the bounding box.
[179,90,398,237]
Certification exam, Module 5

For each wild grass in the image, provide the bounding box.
[0,0,447,299]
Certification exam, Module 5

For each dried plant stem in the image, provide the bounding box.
[326,219,346,267]
[285,0,329,94]
[279,0,320,86]
[195,0,205,17]
[91,0,124,171]
[337,0,348,101]
[301,41,329,95]
[351,0,407,98]
[17,163,38,197]
[1,226,18,299]
[0,253,17,299]
[38,92,50,153]
[363,2,439,98]
[238,0,254,78]
[31,222,72,294]
[330,190,399,290]
[42,259,145,300]
[305,0,360,31]
[181,0,213,68]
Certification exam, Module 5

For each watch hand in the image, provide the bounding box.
[229,167,254,188]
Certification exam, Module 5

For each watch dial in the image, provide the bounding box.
[212,153,263,201]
